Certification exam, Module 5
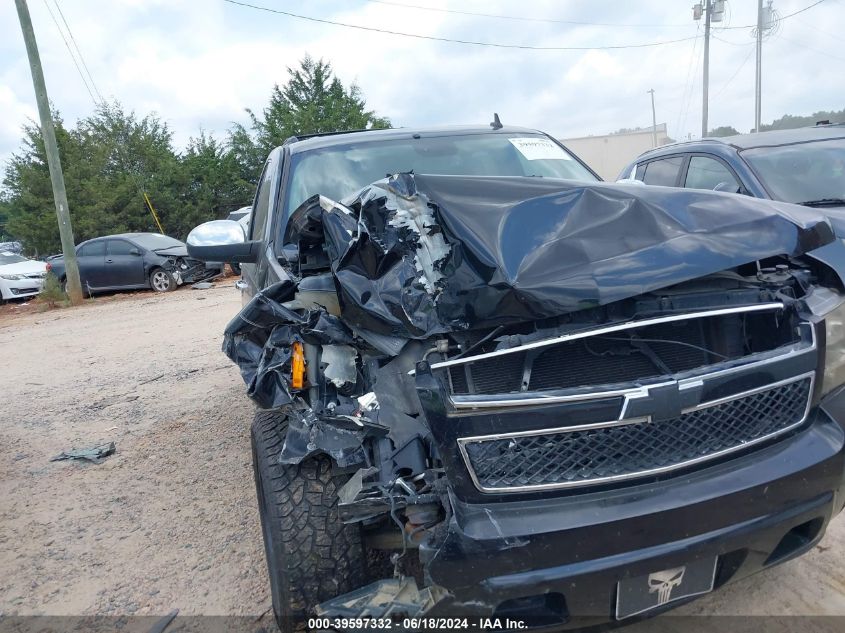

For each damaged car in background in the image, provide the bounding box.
[47,232,222,295]
[187,125,845,631]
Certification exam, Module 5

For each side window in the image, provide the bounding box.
[635,163,646,181]
[250,159,273,241]
[641,156,684,186]
[79,241,105,257]
[107,240,134,256]
[684,156,741,192]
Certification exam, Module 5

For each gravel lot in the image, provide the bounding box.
[1,285,844,628]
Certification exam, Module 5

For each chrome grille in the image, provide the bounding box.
[459,375,813,493]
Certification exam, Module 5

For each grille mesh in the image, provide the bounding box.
[461,377,812,492]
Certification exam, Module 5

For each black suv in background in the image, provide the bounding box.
[187,124,845,632]
[617,124,845,230]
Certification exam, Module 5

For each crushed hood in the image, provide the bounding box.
[286,173,835,340]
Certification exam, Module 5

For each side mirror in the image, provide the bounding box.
[713,182,742,194]
[130,248,141,256]
[187,219,260,263]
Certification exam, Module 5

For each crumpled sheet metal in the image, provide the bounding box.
[286,172,835,338]
[279,408,388,467]
[222,280,355,409]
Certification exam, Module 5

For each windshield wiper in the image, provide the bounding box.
[798,198,845,207]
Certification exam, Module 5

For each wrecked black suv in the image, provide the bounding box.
[187,125,845,631]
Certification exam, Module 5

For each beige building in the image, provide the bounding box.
[560,124,672,181]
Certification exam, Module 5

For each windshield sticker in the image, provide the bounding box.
[509,137,572,161]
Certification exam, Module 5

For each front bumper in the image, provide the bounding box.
[0,276,44,299]
[418,392,845,626]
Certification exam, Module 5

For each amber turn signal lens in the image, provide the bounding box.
[291,341,305,390]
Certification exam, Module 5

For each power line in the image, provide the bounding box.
[366,0,692,28]
[793,15,845,43]
[38,1,165,232]
[717,0,827,29]
[222,0,700,50]
[40,0,95,103]
[776,33,845,62]
[713,44,755,98]
[51,0,103,103]
[674,25,701,138]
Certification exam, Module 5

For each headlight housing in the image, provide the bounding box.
[823,301,845,396]
[0,274,24,280]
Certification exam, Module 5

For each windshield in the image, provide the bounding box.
[131,234,185,250]
[0,253,27,265]
[284,133,597,215]
[741,138,845,203]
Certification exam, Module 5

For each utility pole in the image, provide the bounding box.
[754,0,764,132]
[647,89,657,148]
[15,0,83,305]
[701,0,712,137]
[694,1,724,137]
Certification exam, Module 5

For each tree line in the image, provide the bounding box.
[708,107,845,137]
[0,56,390,256]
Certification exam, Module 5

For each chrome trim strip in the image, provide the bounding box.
[431,303,785,371]
[458,372,815,494]
[450,323,815,411]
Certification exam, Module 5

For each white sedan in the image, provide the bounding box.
[0,251,47,302]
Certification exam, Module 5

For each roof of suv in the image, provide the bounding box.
[638,124,845,158]
[284,124,546,154]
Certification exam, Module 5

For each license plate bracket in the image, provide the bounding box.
[615,556,718,620]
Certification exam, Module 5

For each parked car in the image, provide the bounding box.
[47,232,222,295]
[185,124,845,631]
[617,123,845,229]
[0,250,46,302]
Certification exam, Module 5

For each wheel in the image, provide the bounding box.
[149,268,176,292]
[251,410,368,632]
[230,262,241,275]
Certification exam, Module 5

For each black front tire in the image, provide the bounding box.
[251,410,368,632]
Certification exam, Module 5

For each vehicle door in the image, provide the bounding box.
[240,152,276,302]
[105,239,146,287]
[76,240,107,288]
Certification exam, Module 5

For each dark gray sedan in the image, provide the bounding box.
[47,232,222,294]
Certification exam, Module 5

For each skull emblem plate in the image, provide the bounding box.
[647,566,686,605]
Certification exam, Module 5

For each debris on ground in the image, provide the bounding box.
[147,608,179,633]
[191,281,214,290]
[50,441,116,464]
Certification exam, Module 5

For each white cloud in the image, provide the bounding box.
[0,0,843,170]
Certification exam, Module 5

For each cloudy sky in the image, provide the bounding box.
[1,0,843,169]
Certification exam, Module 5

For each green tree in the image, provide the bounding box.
[3,102,185,254]
[707,125,740,137]
[230,55,391,183]
[760,108,844,132]
[179,130,254,235]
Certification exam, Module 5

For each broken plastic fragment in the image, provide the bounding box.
[321,344,357,389]
[50,442,116,464]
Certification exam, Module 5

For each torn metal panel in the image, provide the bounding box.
[278,406,388,467]
[222,281,357,409]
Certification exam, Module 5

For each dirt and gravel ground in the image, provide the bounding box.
[1,284,844,630]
